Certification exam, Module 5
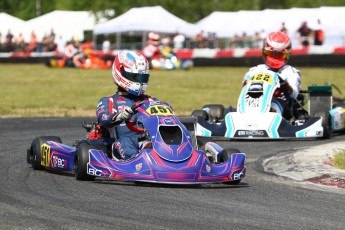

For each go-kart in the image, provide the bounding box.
[46,52,112,69]
[192,69,331,140]
[27,100,246,184]
[151,46,193,70]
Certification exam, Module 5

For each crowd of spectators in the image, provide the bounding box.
[0,29,81,54]
[0,19,326,54]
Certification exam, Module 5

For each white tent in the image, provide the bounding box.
[20,10,100,42]
[93,5,198,37]
[196,7,345,46]
[0,13,25,39]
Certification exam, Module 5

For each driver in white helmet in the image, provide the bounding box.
[242,31,301,119]
[96,50,165,161]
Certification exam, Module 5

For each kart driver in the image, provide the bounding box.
[242,31,301,119]
[143,32,162,62]
[96,50,163,161]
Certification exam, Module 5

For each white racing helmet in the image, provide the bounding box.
[112,50,150,96]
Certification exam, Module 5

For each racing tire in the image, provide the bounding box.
[219,148,242,185]
[191,109,209,120]
[333,103,345,109]
[202,104,225,123]
[315,111,332,139]
[28,136,62,170]
[74,140,96,181]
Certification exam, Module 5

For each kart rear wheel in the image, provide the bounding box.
[202,104,225,123]
[219,148,242,185]
[74,141,96,181]
[333,103,345,109]
[191,109,208,120]
[315,111,332,139]
[28,136,62,170]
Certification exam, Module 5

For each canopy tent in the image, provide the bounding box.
[196,7,345,46]
[0,13,25,38]
[93,5,198,49]
[20,10,100,42]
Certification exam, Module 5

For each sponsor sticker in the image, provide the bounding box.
[136,163,142,171]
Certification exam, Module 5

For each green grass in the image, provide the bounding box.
[1,63,345,168]
[334,151,345,170]
[1,64,345,117]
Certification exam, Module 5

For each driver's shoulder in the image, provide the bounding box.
[279,65,301,76]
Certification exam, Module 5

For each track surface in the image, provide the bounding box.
[1,118,345,229]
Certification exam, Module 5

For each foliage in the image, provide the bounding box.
[1,0,344,22]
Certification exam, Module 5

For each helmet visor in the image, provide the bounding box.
[122,71,150,83]
[263,48,290,60]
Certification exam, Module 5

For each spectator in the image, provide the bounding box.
[15,33,25,52]
[5,29,14,52]
[41,33,49,52]
[196,30,205,48]
[313,19,324,45]
[230,34,241,48]
[161,35,172,47]
[252,31,263,48]
[55,35,66,54]
[26,31,38,52]
[49,29,56,42]
[296,21,312,48]
[47,29,56,51]
[102,40,111,52]
[280,22,288,34]
[173,32,185,49]
[207,32,217,49]
[240,32,251,48]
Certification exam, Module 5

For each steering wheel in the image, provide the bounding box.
[125,101,147,133]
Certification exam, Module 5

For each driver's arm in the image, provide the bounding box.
[97,97,134,127]
[280,69,301,99]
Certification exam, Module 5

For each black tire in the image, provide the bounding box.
[219,148,242,185]
[28,136,62,170]
[191,109,209,120]
[74,141,96,181]
[202,104,225,123]
[333,103,345,109]
[315,111,332,139]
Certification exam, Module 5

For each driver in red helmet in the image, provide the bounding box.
[143,32,162,61]
[96,50,166,161]
[243,31,301,119]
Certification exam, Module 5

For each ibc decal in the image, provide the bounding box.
[52,154,67,168]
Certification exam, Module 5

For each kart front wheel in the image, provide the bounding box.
[219,148,242,185]
[74,141,96,181]
[28,136,62,170]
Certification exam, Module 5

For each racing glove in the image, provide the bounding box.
[111,106,134,124]
[280,81,293,96]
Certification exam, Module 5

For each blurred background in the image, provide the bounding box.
[0,0,344,67]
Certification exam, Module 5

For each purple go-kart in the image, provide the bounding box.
[27,100,246,185]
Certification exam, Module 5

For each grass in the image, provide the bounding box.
[334,151,345,170]
[1,63,345,169]
[1,63,345,117]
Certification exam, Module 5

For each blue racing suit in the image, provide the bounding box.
[96,91,157,160]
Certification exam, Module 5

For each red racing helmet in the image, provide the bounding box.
[262,31,291,69]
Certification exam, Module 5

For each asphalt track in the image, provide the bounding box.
[1,117,345,230]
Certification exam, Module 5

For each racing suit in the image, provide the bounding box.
[96,91,158,160]
[243,64,301,119]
